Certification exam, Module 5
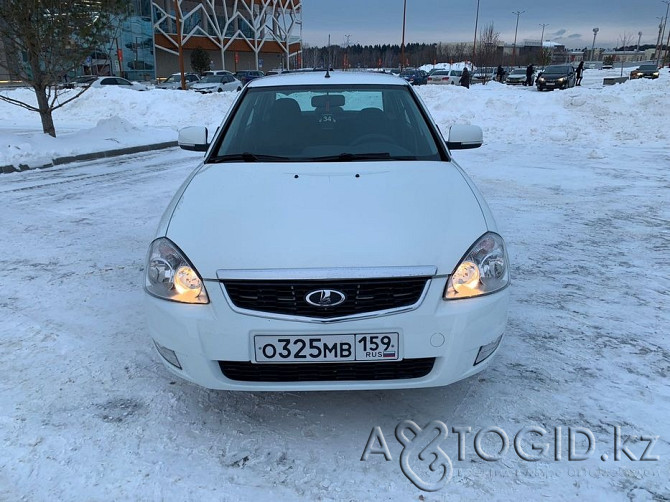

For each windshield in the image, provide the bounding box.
[163,75,179,83]
[511,69,525,75]
[200,75,223,83]
[212,85,443,162]
[543,66,569,74]
[638,65,657,71]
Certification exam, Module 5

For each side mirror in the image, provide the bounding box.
[446,125,483,150]
[178,126,209,152]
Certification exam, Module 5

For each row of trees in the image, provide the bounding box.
[300,23,547,70]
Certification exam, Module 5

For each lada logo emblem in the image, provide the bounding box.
[305,289,346,307]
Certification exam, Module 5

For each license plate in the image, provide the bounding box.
[253,333,400,363]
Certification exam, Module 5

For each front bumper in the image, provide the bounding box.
[144,277,510,391]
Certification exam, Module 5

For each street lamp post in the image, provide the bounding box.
[591,27,599,63]
[512,10,525,67]
[473,0,480,71]
[400,0,407,71]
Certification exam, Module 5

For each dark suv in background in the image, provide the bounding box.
[629,64,660,79]
[234,70,265,85]
[536,65,576,91]
[399,69,428,85]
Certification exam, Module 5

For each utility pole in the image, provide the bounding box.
[539,23,548,46]
[401,0,407,71]
[473,0,480,71]
[664,25,670,66]
[539,23,548,64]
[591,27,599,63]
[512,10,525,67]
[174,0,185,89]
[660,0,670,66]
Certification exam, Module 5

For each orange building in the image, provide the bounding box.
[151,0,303,76]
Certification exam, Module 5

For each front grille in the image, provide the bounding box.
[222,277,429,319]
[219,358,435,382]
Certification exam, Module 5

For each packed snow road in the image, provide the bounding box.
[1,138,669,500]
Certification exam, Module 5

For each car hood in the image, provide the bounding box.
[164,161,489,279]
[539,73,567,79]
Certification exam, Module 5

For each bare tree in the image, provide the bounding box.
[477,22,500,69]
[0,0,128,137]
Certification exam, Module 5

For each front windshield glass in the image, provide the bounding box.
[638,65,657,71]
[544,66,568,74]
[200,75,223,83]
[213,85,442,161]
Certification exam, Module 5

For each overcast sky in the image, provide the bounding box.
[301,1,670,49]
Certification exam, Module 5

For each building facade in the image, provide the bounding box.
[151,0,302,77]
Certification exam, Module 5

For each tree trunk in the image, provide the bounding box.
[34,86,56,137]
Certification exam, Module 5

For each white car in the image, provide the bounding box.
[144,71,510,391]
[190,72,242,93]
[71,76,149,91]
[427,69,462,85]
[156,73,200,89]
[505,68,534,85]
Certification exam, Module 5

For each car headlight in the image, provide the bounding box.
[557,77,566,82]
[444,232,509,300]
[145,237,209,304]
[653,72,659,76]
[538,77,545,83]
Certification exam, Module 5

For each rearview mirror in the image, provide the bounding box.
[178,126,209,152]
[446,125,483,150]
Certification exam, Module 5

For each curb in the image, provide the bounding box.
[1,141,178,174]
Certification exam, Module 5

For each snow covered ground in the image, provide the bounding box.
[1,67,669,501]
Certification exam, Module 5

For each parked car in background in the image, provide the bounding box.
[145,71,510,391]
[536,65,576,91]
[472,67,500,84]
[399,69,428,85]
[629,63,660,79]
[505,67,534,85]
[156,73,200,89]
[190,72,242,93]
[62,75,97,88]
[234,70,265,85]
[69,76,149,91]
[427,69,462,85]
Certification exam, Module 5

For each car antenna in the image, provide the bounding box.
[325,33,331,78]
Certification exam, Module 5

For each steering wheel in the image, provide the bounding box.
[351,133,394,145]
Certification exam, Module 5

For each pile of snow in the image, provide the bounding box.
[1,67,668,169]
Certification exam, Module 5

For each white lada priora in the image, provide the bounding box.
[144,71,510,391]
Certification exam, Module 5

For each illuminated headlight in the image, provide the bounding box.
[145,237,209,304]
[557,77,566,83]
[537,77,545,83]
[653,72,659,76]
[444,232,510,300]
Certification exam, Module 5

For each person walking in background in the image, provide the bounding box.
[496,65,505,82]
[525,63,534,86]
[461,67,470,88]
[576,61,584,86]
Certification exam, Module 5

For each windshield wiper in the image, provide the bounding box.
[209,153,291,163]
[308,152,393,162]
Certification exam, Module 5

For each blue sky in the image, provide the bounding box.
[301,1,670,49]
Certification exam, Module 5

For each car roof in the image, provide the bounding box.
[247,71,410,88]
